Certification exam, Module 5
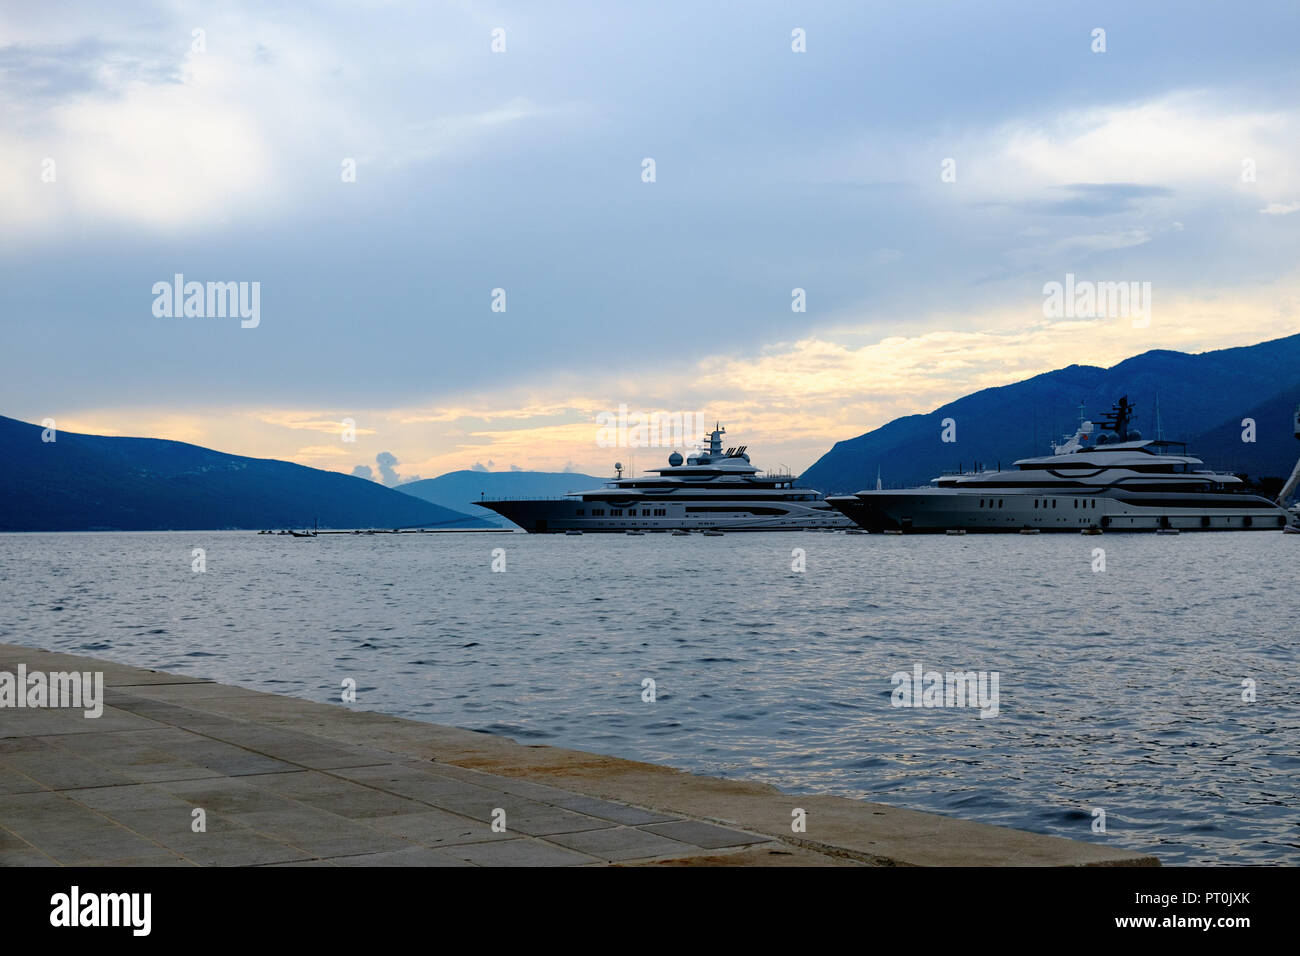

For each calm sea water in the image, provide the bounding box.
[2,530,1296,865]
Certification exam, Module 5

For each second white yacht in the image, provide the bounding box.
[828,397,1298,533]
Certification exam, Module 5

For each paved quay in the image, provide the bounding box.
[0,644,1159,867]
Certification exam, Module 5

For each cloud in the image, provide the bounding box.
[0,10,557,235]
[350,464,373,480]
[986,92,1299,202]
[470,462,488,473]
[294,445,351,458]
[0,39,182,105]
[1002,183,1175,217]
[998,227,1157,274]
[0,47,275,233]
[374,450,420,486]
[256,413,375,437]
[390,97,556,168]
[1260,201,1300,216]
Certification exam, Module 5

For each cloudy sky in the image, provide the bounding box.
[3,0,1298,481]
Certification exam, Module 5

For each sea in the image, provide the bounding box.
[2,530,1296,865]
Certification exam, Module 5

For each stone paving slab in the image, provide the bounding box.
[365,809,491,848]
[331,846,475,867]
[546,825,698,862]
[0,644,1160,866]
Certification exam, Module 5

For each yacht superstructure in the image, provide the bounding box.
[828,397,1298,533]
[477,425,853,532]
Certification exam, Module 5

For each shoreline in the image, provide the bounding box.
[0,644,1157,866]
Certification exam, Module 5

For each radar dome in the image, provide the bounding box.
[1095,433,1109,445]
[1126,429,1142,441]
[668,451,683,466]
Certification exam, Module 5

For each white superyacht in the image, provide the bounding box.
[477,425,853,532]
[828,397,1298,533]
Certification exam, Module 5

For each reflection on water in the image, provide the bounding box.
[2,530,1296,865]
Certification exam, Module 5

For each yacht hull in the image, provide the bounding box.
[827,489,1296,533]
[478,497,853,532]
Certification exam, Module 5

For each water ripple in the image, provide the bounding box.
[2,530,1296,865]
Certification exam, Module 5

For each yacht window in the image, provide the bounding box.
[592,509,604,516]
[642,509,650,516]
[611,509,621,516]
[998,499,1003,508]
[1073,500,1078,508]
[1033,500,1038,509]
[1052,500,1057,508]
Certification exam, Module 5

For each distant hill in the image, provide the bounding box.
[1183,383,1300,478]
[0,415,490,531]
[397,470,603,527]
[801,333,1300,493]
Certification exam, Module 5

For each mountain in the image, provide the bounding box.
[0,415,491,531]
[1182,383,1300,478]
[397,470,603,527]
[801,333,1300,493]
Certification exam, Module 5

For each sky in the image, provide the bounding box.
[2,0,1298,482]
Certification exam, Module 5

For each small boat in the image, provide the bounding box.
[290,518,319,538]
[625,530,645,536]
[1156,528,1181,535]
[944,529,966,536]
[565,529,583,536]
[883,529,903,535]
[845,529,867,535]
[1082,526,1103,535]
[702,529,724,536]
[671,530,690,536]
[1284,525,1300,535]
[1019,527,1040,535]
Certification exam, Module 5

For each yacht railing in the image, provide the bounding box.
[472,495,584,502]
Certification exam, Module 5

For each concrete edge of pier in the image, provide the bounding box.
[0,644,1159,867]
